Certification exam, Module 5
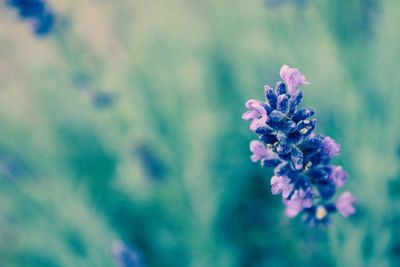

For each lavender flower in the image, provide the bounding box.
[112,241,145,267]
[243,65,355,226]
[6,0,55,36]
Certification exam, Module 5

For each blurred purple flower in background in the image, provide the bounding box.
[112,241,145,267]
[243,65,355,226]
[134,144,166,182]
[6,0,55,36]
[92,91,116,110]
[134,143,167,182]
[0,148,29,179]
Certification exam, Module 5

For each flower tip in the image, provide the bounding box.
[284,206,301,218]
[264,85,273,91]
[279,64,290,79]
[250,155,258,162]
[244,99,256,108]
[279,64,309,94]
[241,111,251,120]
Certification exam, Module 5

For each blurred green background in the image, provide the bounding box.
[0,0,399,266]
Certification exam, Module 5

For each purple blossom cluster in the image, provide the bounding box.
[243,65,355,226]
[6,0,55,36]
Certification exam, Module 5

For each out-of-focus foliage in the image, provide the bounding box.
[0,0,399,266]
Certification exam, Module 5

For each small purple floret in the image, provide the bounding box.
[271,175,293,198]
[283,198,302,218]
[336,192,356,218]
[279,65,309,94]
[242,99,268,131]
[250,140,272,162]
[329,166,348,188]
[283,189,313,217]
[322,137,340,157]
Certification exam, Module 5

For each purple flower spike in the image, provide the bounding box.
[279,65,309,94]
[329,166,348,187]
[243,65,355,226]
[242,99,268,131]
[322,137,340,157]
[271,175,293,198]
[336,192,356,218]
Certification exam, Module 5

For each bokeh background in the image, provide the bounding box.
[0,0,399,266]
